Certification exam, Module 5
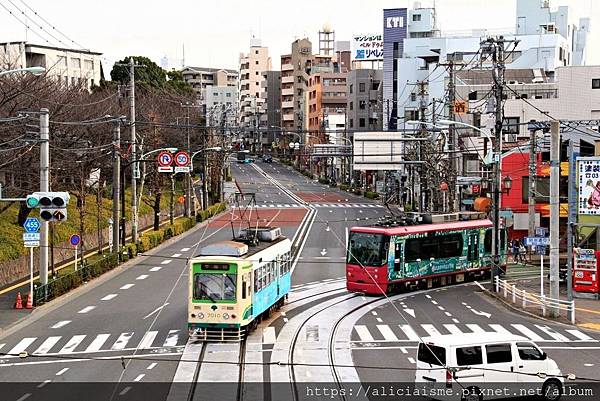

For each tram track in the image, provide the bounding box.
[236,339,248,401]
[186,342,207,401]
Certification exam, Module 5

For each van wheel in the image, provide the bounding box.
[542,379,562,401]
[461,386,482,401]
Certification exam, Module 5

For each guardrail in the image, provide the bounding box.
[494,277,575,324]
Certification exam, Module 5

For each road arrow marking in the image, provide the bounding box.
[470,309,491,318]
[143,303,170,320]
[320,249,327,256]
[403,308,415,318]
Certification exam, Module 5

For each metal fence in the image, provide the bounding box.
[494,277,575,324]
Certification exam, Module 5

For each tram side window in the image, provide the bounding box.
[254,269,261,292]
[404,233,463,262]
[484,229,492,253]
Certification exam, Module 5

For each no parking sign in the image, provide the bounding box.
[157,151,174,173]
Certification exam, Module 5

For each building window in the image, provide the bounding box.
[255,60,259,65]
[256,71,259,75]
[359,118,366,127]
[84,60,93,70]
[349,84,353,94]
[349,102,353,110]
[359,100,366,110]
[71,58,81,69]
[226,92,231,97]
[359,82,365,92]
[412,14,421,22]
[593,79,600,89]
[349,119,353,128]
[503,116,520,135]
[410,93,417,102]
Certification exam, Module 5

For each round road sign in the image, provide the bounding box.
[70,234,81,247]
[157,151,174,167]
[174,151,190,167]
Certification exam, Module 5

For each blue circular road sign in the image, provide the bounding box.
[70,234,81,246]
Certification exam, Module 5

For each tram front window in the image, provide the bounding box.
[193,273,237,302]
[347,232,388,267]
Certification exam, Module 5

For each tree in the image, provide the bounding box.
[110,56,167,89]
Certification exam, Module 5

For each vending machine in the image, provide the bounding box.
[573,248,600,297]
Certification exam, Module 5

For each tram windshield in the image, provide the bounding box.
[193,273,237,302]
[347,232,388,267]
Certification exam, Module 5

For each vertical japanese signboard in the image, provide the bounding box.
[578,157,600,215]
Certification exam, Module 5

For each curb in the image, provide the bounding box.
[0,208,230,340]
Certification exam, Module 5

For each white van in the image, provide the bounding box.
[415,333,563,401]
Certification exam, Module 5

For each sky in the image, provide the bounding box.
[0,0,598,74]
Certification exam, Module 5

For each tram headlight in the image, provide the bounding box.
[198,312,205,320]
[222,313,230,320]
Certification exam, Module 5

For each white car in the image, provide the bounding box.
[415,333,563,401]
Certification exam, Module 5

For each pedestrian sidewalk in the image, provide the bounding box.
[494,261,600,332]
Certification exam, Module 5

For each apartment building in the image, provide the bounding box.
[280,38,313,132]
[181,66,238,104]
[203,86,238,127]
[260,71,281,150]
[0,41,102,90]
[307,72,347,133]
[238,39,272,129]
[346,69,383,132]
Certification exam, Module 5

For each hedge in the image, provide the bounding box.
[196,202,227,223]
[34,203,226,306]
[364,191,380,199]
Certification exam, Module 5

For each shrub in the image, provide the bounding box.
[364,191,380,199]
[339,184,350,191]
[318,177,329,185]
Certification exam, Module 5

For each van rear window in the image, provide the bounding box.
[417,343,446,366]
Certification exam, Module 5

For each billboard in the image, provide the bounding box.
[351,34,384,61]
[353,132,414,171]
[383,8,408,131]
[578,157,600,215]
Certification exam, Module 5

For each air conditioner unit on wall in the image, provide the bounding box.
[505,134,518,143]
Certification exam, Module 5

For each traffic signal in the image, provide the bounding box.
[25,192,70,222]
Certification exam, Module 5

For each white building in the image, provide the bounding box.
[203,86,238,127]
[238,38,272,128]
[0,41,102,90]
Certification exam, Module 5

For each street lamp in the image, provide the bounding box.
[0,66,46,77]
[502,175,513,194]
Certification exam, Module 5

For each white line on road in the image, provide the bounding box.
[408,357,416,364]
[452,318,460,324]
[136,275,149,280]
[263,327,276,344]
[566,329,595,341]
[180,248,190,252]
[377,325,399,341]
[77,306,96,314]
[15,393,31,401]
[85,334,110,353]
[376,318,383,323]
[133,374,145,382]
[120,284,135,290]
[422,324,442,337]
[511,324,545,341]
[111,333,134,350]
[101,294,118,301]
[437,306,445,311]
[147,363,157,370]
[354,325,374,342]
[33,336,61,355]
[37,380,51,388]
[431,300,438,305]
[59,335,86,353]
[138,331,158,349]
[535,325,570,342]
[371,311,378,316]
[164,330,179,347]
[489,324,513,335]
[466,324,485,333]
[171,253,181,258]
[55,368,69,376]
[143,302,169,320]
[51,320,71,329]
[149,266,163,272]
[443,324,464,335]
[399,325,420,341]
[444,312,452,317]
[119,387,131,396]
[8,338,36,355]
[160,259,172,265]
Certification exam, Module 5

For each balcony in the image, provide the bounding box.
[282,63,294,71]
[281,87,294,96]
[282,113,294,121]
[282,100,294,109]
[281,75,294,84]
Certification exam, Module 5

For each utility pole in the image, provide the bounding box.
[128,57,139,244]
[418,80,428,211]
[39,108,49,285]
[549,120,560,316]
[112,121,120,255]
[567,139,575,306]
[201,128,208,210]
[528,124,537,245]
[447,61,459,212]
[182,102,192,217]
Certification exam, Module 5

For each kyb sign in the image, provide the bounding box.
[386,16,404,28]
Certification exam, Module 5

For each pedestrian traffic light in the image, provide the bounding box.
[26,192,70,222]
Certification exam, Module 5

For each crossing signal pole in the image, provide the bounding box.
[40,108,50,286]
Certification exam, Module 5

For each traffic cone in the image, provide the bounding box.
[25,292,33,309]
[14,292,23,309]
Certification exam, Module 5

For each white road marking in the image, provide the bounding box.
[111,333,134,350]
[431,300,438,305]
[138,331,158,349]
[120,284,135,290]
[33,336,61,355]
[584,363,594,367]
[422,324,442,337]
[150,266,163,272]
[136,275,149,280]
[489,324,513,335]
[377,325,399,341]
[147,363,157,370]
[511,324,545,341]
[376,318,383,323]
[283,317,289,323]
[119,387,131,396]
[143,303,170,320]
[371,311,378,316]
[171,253,181,258]
[535,325,570,342]
[444,312,452,317]
[133,374,145,382]
[403,308,416,318]
[0,343,4,352]
[466,324,486,333]
[37,380,51,388]
[400,347,408,354]
[566,329,595,341]
[443,324,464,335]
[164,330,179,347]
[8,338,36,355]
[51,320,71,329]
[77,306,96,314]
[399,325,420,341]
[437,306,445,311]
[408,357,416,364]
[59,335,86,353]
[180,248,190,252]
[452,318,460,324]
[263,327,276,344]
[354,325,375,342]
[101,294,118,301]
[55,368,69,376]
[85,334,110,352]
[15,393,31,401]
[161,259,172,265]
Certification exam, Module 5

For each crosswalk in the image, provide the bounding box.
[231,203,384,209]
[1,329,185,358]
[352,323,597,343]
